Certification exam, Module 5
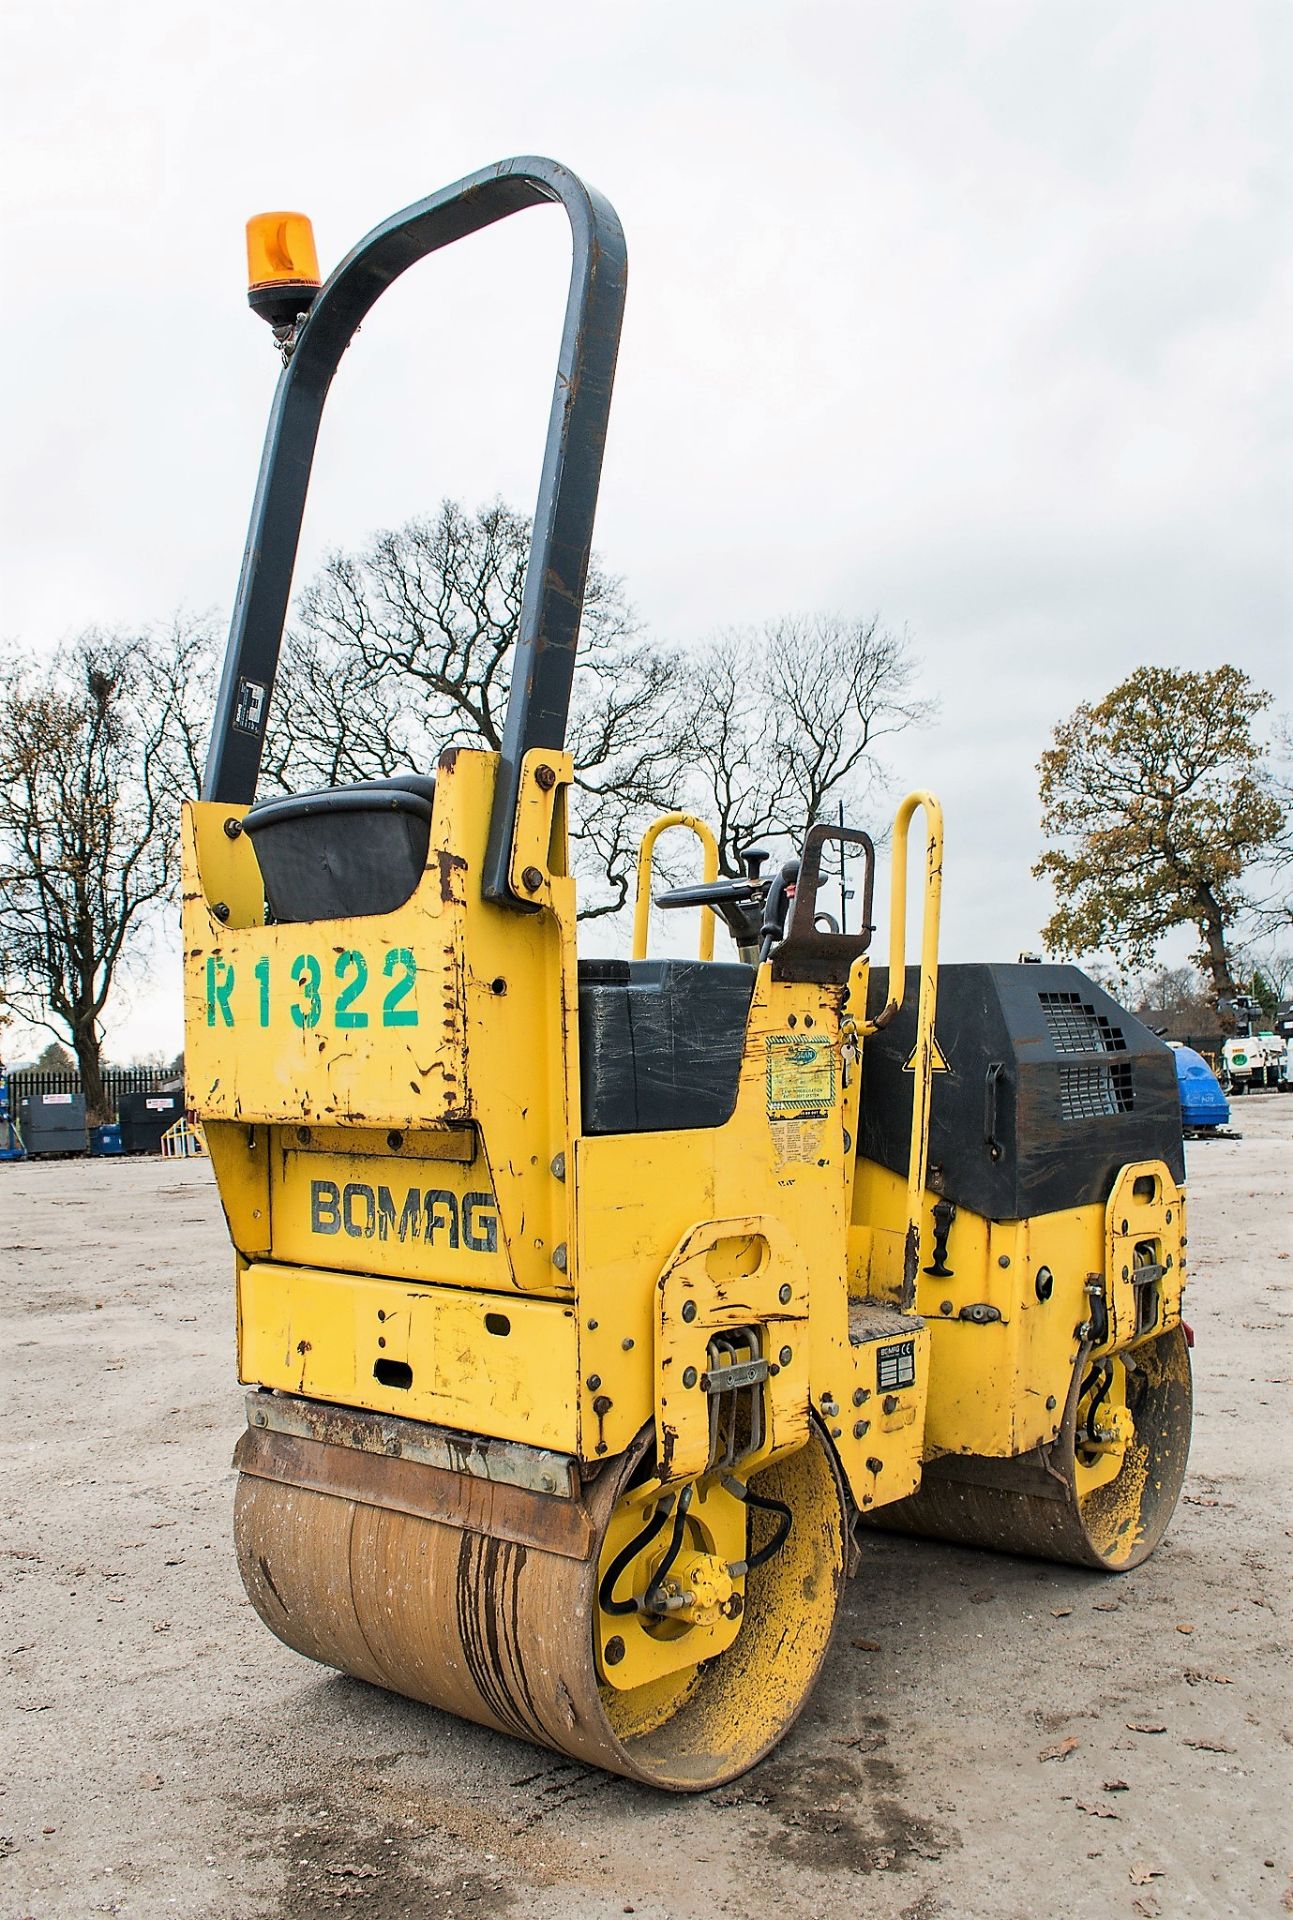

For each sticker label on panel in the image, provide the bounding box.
[875,1338,916,1392]
[766,1034,836,1118]
[232,677,267,735]
[902,1035,951,1074]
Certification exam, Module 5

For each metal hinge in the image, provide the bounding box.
[958,1302,1004,1325]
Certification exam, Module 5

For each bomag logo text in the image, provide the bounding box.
[310,1179,498,1253]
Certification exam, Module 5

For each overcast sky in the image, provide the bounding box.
[1,0,1289,1061]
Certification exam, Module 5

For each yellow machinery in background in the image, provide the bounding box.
[185,158,1192,1791]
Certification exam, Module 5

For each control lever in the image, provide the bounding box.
[757,859,801,965]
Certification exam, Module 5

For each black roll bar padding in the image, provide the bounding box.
[201,156,628,910]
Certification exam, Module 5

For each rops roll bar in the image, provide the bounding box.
[202,156,628,910]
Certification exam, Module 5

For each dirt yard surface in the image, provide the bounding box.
[3,1100,1290,1920]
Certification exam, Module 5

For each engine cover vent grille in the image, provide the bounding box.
[1039,990,1127,1056]
[1059,1061,1135,1120]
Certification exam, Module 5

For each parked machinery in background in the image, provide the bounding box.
[117,1089,185,1154]
[1168,1042,1231,1136]
[1222,995,1289,1093]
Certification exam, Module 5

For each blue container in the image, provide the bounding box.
[1171,1045,1230,1129]
[90,1123,124,1156]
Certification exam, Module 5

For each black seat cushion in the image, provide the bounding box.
[578,959,755,1134]
[242,775,436,922]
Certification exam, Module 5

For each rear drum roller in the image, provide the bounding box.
[234,1421,847,1791]
[873,1323,1192,1571]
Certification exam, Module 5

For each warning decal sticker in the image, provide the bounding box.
[766,1034,836,1119]
[875,1338,916,1392]
[902,1035,951,1074]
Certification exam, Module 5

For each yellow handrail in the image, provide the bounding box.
[632,812,720,962]
[863,791,944,1305]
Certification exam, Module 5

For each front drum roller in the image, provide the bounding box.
[874,1323,1192,1571]
[234,1420,847,1791]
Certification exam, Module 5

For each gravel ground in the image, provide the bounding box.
[2,1098,1290,1920]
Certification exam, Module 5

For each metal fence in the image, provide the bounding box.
[6,1066,181,1107]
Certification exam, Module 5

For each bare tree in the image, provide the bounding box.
[0,622,213,1117]
[680,616,933,876]
[1132,963,1223,1037]
[265,512,931,920]
[1245,718,1293,939]
[265,501,690,917]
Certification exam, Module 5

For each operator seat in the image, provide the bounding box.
[241,774,437,922]
[577,958,754,1135]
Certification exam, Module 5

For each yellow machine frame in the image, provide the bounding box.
[184,752,940,1513]
[186,154,1192,1792]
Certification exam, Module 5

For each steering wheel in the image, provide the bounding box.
[655,849,800,964]
[654,877,764,912]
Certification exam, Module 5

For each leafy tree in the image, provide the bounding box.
[34,1040,76,1071]
[1247,719,1293,937]
[1250,967,1280,1021]
[0,623,212,1117]
[1034,665,1285,1002]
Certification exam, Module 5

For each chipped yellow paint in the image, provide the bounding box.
[186,776,946,1518]
[190,757,1180,1513]
[872,790,944,1307]
[506,748,574,906]
[184,749,578,1299]
[1073,1354,1132,1496]
[237,1259,579,1449]
[850,1152,1185,1460]
[1104,1160,1187,1345]
[653,1216,810,1484]
[595,1472,747,1690]
[189,749,1194,1764]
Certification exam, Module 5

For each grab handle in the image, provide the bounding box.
[984,1061,1004,1162]
[865,792,944,1304]
[632,813,720,961]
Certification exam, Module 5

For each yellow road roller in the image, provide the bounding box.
[184,157,1192,1791]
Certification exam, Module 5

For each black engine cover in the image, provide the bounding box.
[861,963,1184,1222]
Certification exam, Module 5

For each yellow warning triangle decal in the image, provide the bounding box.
[903,1036,951,1074]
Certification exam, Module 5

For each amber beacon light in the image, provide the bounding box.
[245,211,321,330]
